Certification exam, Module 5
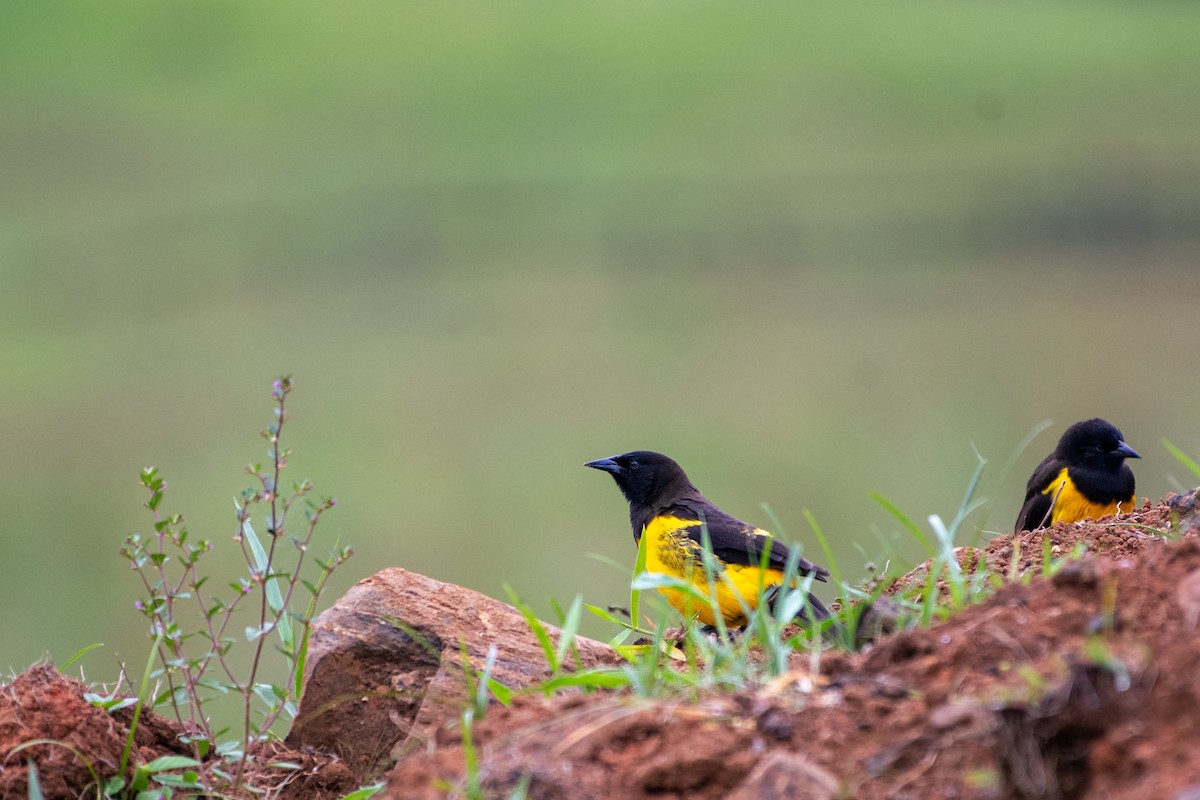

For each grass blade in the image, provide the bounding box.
[27,761,44,800]
[553,595,583,670]
[59,643,103,672]
[504,585,558,672]
[977,419,1052,531]
[803,509,842,587]
[872,492,934,555]
[630,528,650,631]
[1163,437,1200,481]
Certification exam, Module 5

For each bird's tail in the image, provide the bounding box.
[763,584,831,624]
[801,591,832,623]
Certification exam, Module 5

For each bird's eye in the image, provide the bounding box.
[627,460,639,469]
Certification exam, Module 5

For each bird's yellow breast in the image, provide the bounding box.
[640,515,782,627]
[1041,467,1134,525]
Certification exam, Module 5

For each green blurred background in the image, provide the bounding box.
[3,2,1199,692]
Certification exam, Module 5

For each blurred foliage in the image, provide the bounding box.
[1,1,1199,691]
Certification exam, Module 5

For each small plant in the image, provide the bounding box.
[1041,539,1088,577]
[874,445,993,626]
[584,523,659,647]
[505,591,630,695]
[13,738,207,800]
[119,376,351,794]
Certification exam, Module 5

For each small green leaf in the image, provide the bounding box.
[337,783,386,800]
[153,771,202,789]
[152,774,196,790]
[142,756,202,773]
[244,520,294,648]
[538,669,632,692]
[215,739,243,757]
[613,643,654,661]
[245,622,272,642]
[584,604,625,626]
[84,692,137,712]
[486,677,514,706]
[253,682,285,708]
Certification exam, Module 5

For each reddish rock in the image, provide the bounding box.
[286,566,617,781]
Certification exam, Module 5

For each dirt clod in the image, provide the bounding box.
[0,667,359,800]
[0,665,139,799]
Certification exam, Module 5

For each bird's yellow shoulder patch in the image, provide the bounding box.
[1041,467,1131,526]
[639,515,783,627]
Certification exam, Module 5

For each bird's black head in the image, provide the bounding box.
[584,450,693,508]
[1057,418,1141,470]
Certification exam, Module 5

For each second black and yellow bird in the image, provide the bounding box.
[585,450,829,628]
[1014,418,1140,533]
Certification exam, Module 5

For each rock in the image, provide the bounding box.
[285,567,616,781]
[1168,488,1200,535]
[855,595,910,647]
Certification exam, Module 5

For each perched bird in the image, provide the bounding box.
[1014,418,1140,533]
[585,450,829,628]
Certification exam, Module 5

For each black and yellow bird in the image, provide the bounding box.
[1014,418,1141,533]
[585,451,829,628]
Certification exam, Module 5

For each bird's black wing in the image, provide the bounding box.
[1015,454,1066,532]
[667,500,829,582]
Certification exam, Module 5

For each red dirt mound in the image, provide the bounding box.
[0,666,355,799]
[386,496,1200,800]
[4,494,1198,799]
[0,665,191,798]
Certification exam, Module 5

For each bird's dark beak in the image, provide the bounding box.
[584,457,621,474]
[1116,441,1141,459]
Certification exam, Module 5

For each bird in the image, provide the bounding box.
[584,450,829,628]
[1014,418,1141,533]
